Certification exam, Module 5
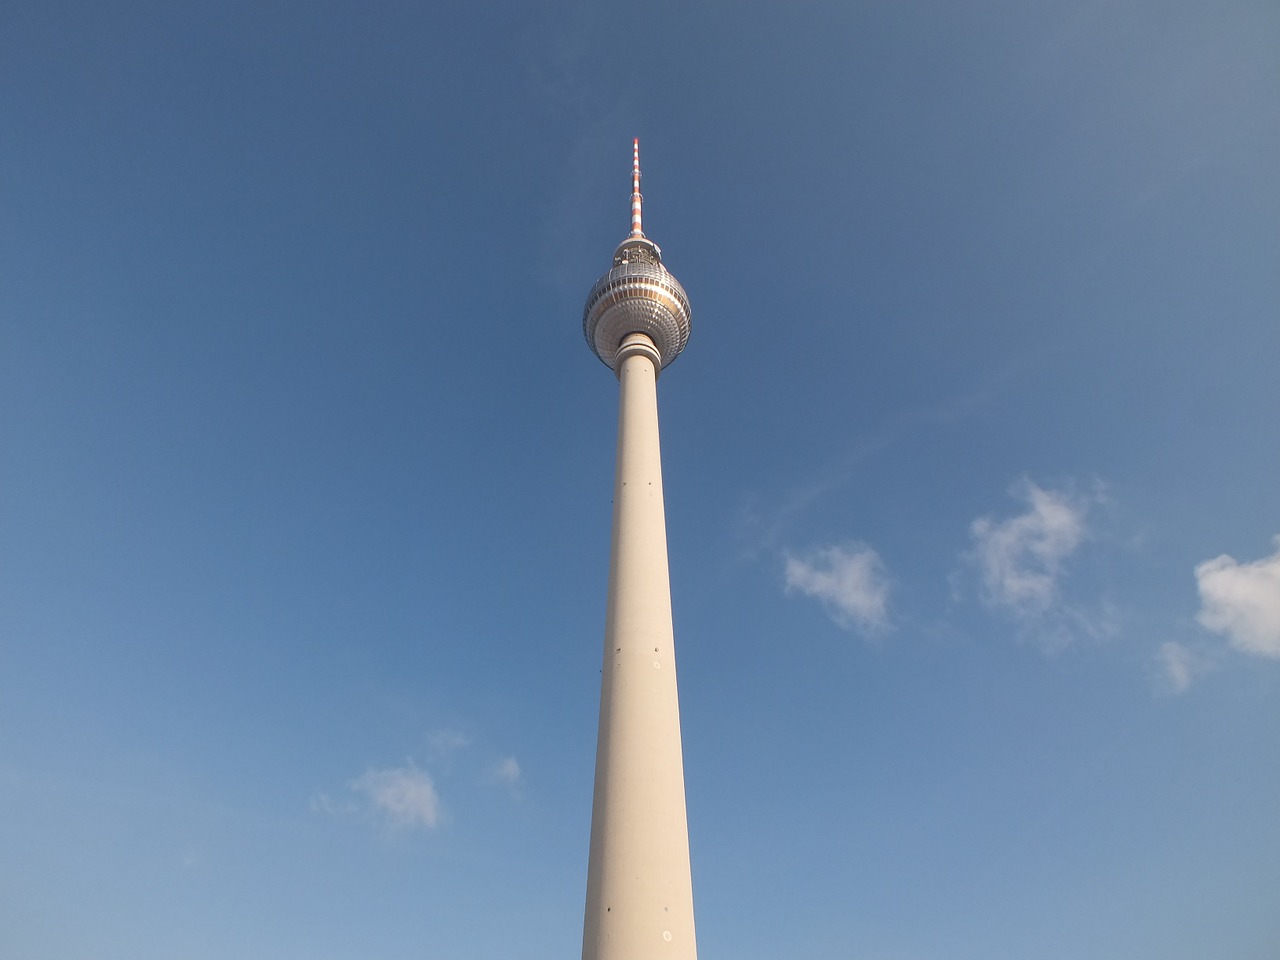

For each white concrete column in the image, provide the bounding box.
[582,333,698,960]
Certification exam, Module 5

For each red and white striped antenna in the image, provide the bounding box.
[630,138,644,238]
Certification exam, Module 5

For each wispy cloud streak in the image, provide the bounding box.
[737,360,1040,560]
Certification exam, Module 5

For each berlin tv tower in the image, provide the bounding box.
[580,140,698,960]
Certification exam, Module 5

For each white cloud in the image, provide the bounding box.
[784,543,890,633]
[490,756,522,788]
[426,728,471,756]
[968,479,1090,619]
[309,792,356,817]
[1156,641,1200,694]
[349,764,442,830]
[1195,536,1280,658]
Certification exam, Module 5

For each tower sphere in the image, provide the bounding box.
[583,143,692,373]
[583,239,692,372]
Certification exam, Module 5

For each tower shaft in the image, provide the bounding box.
[582,334,697,960]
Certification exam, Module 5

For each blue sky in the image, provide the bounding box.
[3,2,1278,957]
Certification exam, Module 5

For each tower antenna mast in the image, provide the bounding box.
[630,138,644,238]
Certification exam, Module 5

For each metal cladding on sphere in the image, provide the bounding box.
[582,245,691,372]
[583,143,691,373]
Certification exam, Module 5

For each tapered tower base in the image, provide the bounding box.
[582,334,697,960]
